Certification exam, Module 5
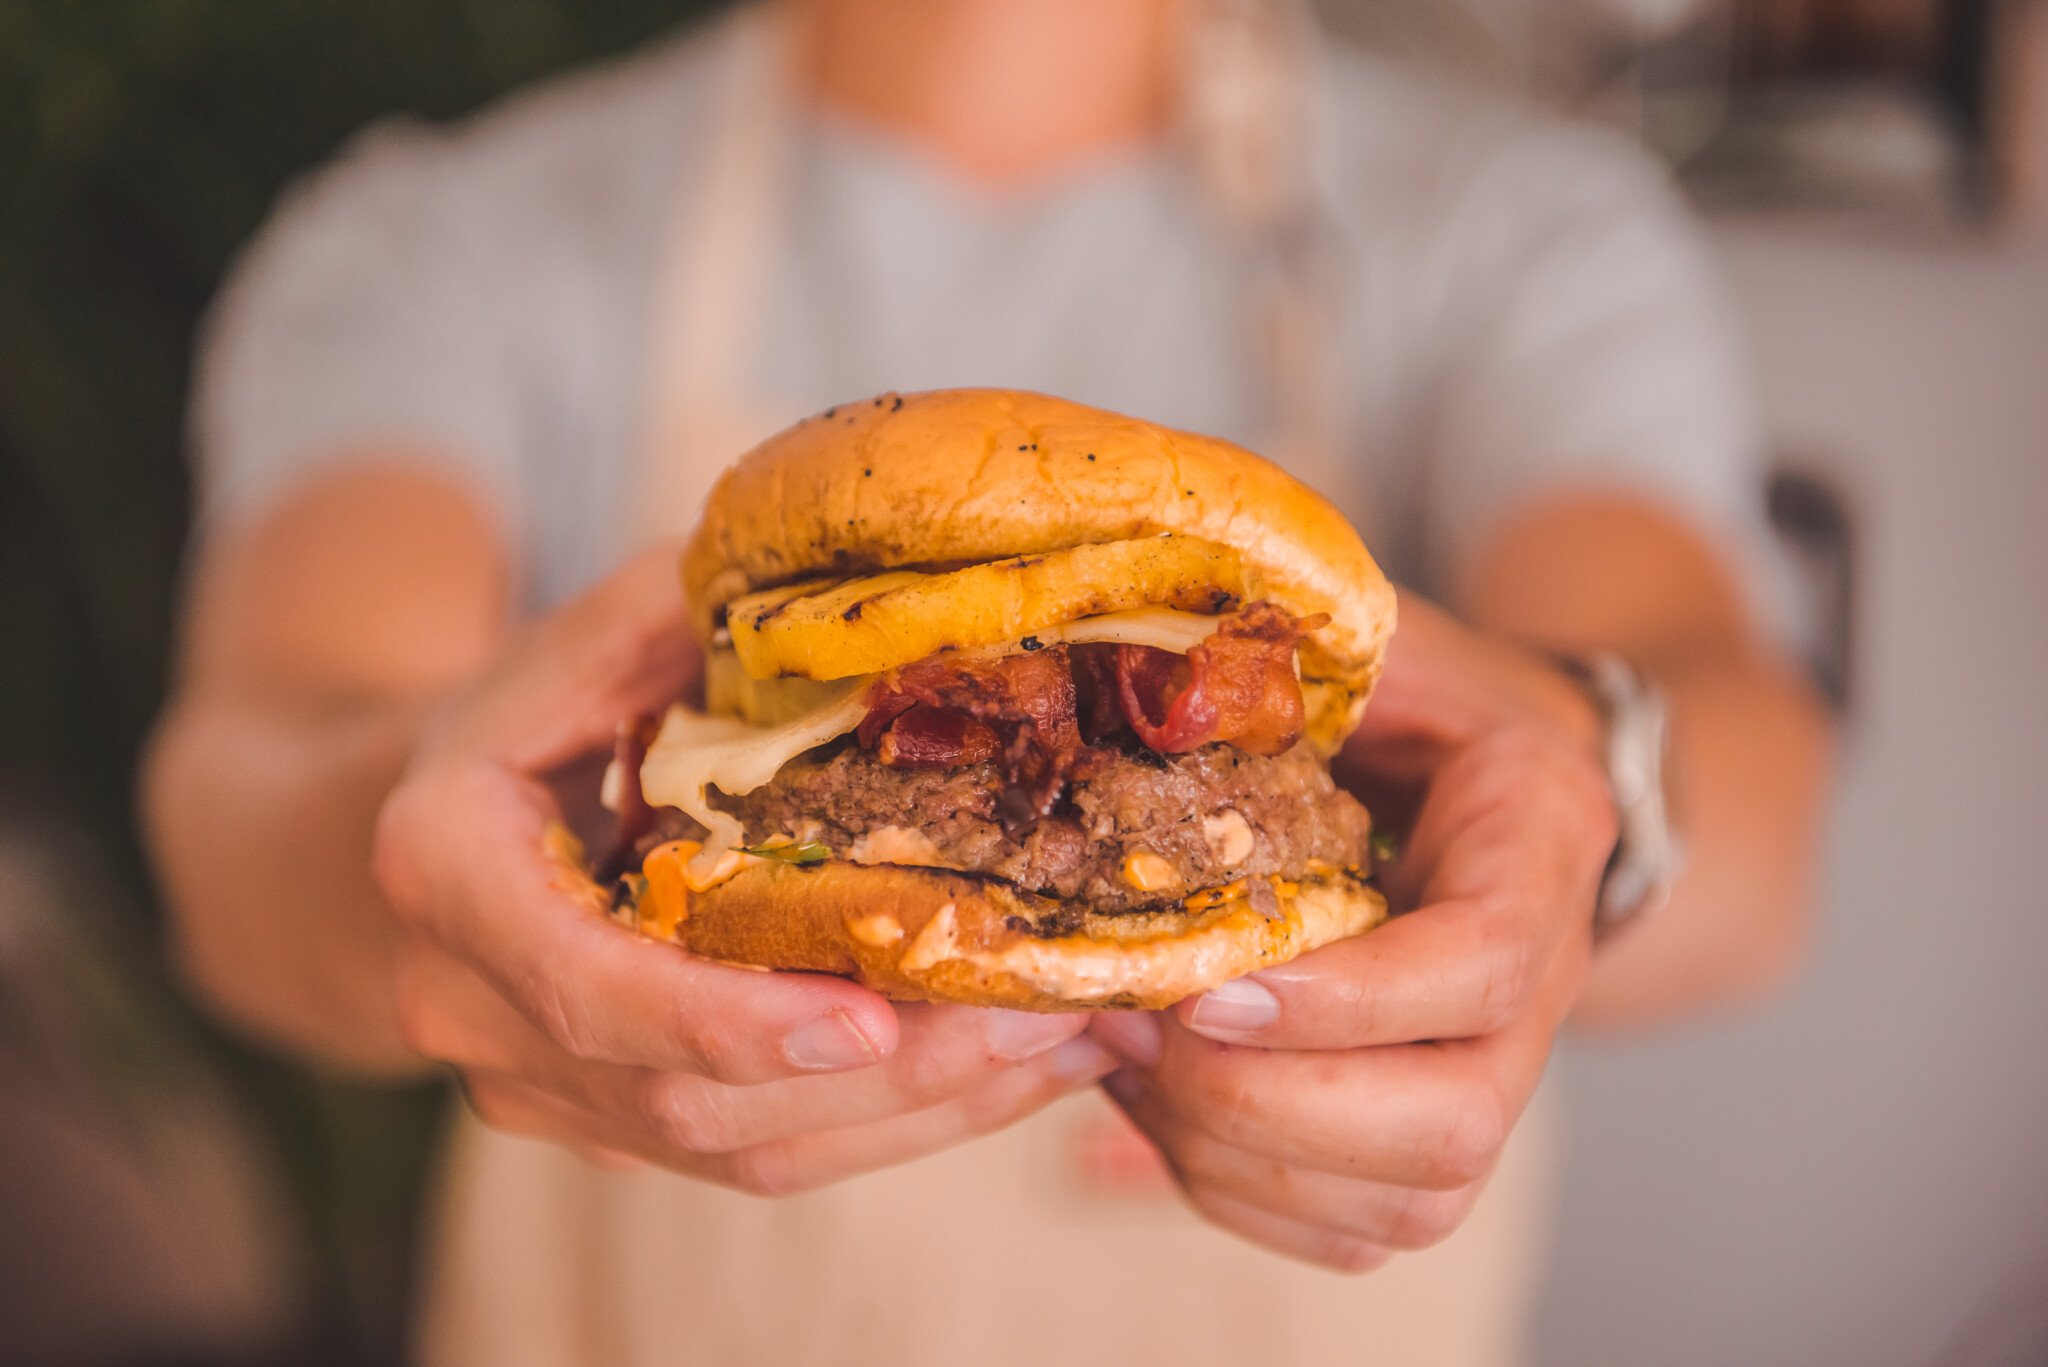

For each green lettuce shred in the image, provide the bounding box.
[742,840,832,865]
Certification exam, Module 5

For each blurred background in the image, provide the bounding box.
[3,0,2044,1363]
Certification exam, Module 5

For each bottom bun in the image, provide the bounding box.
[654,859,1387,1011]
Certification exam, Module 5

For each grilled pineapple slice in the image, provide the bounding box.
[704,648,861,725]
[725,534,1252,680]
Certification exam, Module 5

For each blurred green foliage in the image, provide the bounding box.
[2,2,721,1359]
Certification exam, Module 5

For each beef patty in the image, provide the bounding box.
[701,740,1374,914]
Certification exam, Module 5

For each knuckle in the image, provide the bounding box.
[1150,1145,1197,1198]
[390,954,457,1061]
[1473,929,1543,1036]
[1186,1184,1251,1241]
[638,1075,739,1155]
[1286,963,1378,1040]
[672,1013,746,1083]
[1547,735,1621,869]
[1152,1125,1227,1191]
[721,1145,797,1199]
[1575,753,1621,855]
[1182,1058,1261,1148]
[1378,1186,1464,1251]
[1325,1236,1394,1275]
[891,1039,975,1108]
[460,1078,523,1135]
[955,1064,1063,1134]
[369,782,429,923]
[950,1079,1017,1135]
[1336,977,1384,1041]
[392,985,444,1060]
[1419,1088,1506,1190]
[523,974,602,1062]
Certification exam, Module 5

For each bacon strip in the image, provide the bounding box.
[1071,643,1128,745]
[855,604,1317,815]
[1113,603,1315,756]
[875,705,1000,767]
[860,647,1082,822]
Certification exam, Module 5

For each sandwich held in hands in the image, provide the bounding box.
[592,388,1399,1010]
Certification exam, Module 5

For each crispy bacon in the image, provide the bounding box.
[855,690,916,751]
[863,648,1081,754]
[1072,643,1128,745]
[874,705,1000,767]
[859,647,1083,822]
[1113,602,1316,756]
[855,603,1318,816]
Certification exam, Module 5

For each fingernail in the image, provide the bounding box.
[1089,1011,1163,1068]
[984,1008,1079,1062]
[1048,1036,1119,1082]
[1185,976,1279,1038]
[783,1010,882,1072]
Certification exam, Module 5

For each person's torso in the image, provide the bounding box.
[412,17,1563,1365]
[456,14,1545,613]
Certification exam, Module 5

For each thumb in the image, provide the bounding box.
[426,545,702,772]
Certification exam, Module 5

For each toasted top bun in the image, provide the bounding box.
[682,389,1398,721]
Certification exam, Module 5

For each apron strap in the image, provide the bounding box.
[629,3,801,546]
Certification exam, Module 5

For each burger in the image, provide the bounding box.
[595,388,1397,1011]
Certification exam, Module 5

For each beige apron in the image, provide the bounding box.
[419,8,1557,1364]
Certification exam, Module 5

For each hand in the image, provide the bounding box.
[373,549,1117,1193]
[1089,595,1615,1270]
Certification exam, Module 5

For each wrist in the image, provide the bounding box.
[1547,651,1684,941]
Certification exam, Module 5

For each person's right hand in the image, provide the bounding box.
[371,548,1116,1193]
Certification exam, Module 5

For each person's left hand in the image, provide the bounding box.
[1089,596,1617,1272]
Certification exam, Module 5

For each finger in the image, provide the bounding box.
[1337,594,1593,784]
[425,545,701,773]
[409,957,1089,1155]
[728,1034,1119,1197]
[1183,1185,1393,1274]
[1089,1010,1165,1067]
[1177,899,1560,1050]
[475,1033,1120,1196]
[1336,595,1497,782]
[769,1000,1088,1125]
[458,1073,648,1174]
[1106,1072,1483,1251]
[464,1072,746,1185]
[609,1002,1086,1154]
[380,763,901,1083]
[1179,726,1607,1050]
[1135,1017,1548,1189]
[578,1145,647,1172]
[1382,724,1612,919]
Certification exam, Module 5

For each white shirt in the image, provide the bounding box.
[195,16,1771,615]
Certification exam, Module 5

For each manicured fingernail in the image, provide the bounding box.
[985,1008,1078,1062]
[1185,976,1279,1037]
[1048,1036,1119,1082]
[783,1010,881,1072]
[1089,1011,1163,1067]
